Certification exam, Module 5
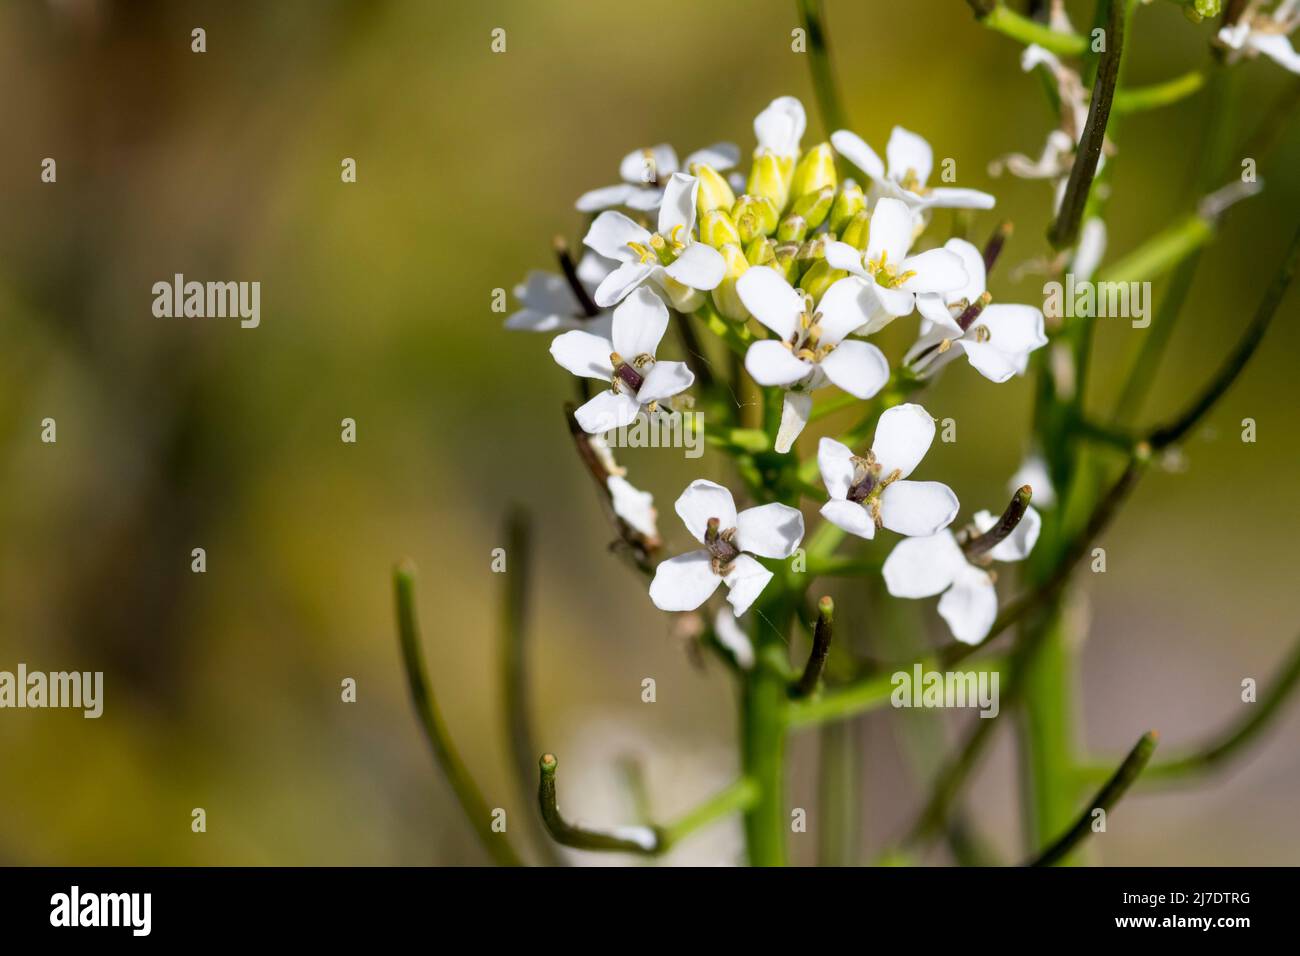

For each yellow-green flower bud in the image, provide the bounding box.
[692,163,736,215]
[699,208,741,249]
[793,235,827,282]
[829,180,866,234]
[792,185,835,230]
[777,213,807,244]
[800,259,848,304]
[790,143,837,200]
[773,243,800,283]
[745,235,777,267]
[732,194,780,244]
[839,209,871,251]
[746,151,795,213]
[712,243,750,321]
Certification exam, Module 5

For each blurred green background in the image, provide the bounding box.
[0,0,1296,865]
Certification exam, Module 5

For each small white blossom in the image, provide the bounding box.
[738,267,890,453]
[1219,1,1300,74]
[576,142,741,213]
[713,607,754,670]
[883,503,1042,645]
[906,239,1048,383]
[817,404,959,541]
[583,173,727,311]
[753,96,807,159]
[506,251,616,334]
[831,126,996,212]
[550,286,695,434]
[649,480,804,617]
[607,475,658,539]
[824,198,970,333]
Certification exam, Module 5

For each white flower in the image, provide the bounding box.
[754,96,807,159]
[883,504,1042,645]
[831,126,995,212]
[817,404,959,541]
[583,173,727,310]
[905,238,1048,383]
[713,607,754,670]
[737,267,890,452]
[506,251,616,334]
[823,198,970,333]
[550,286,695,434]
[607,475,658,539]
[649,480,804,617]
[576,142,741,213]
[1218,2,1300,74]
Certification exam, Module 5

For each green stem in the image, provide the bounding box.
[395,561,524,867]
[790,596,834,699]
[1113,70,1204,114]
[796,0,849,135]
[742,612,793,865]
[973,3,1089,56]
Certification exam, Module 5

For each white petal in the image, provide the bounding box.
[816,277,880,346]
[919,187,997,211]
[873,283,917,319]
[819,340,890,400]
[576,183,637,213]
[915,293,963,334]
[1072,218,1107,282]
[1249,33,1300,75]
[612,286,670,358]
[550,330,614,380]
[1009,455,1056,508]
[882,531,965,598]
[649,550,722,612]
[685,142,741,171]
[823,240,867,277]
[607,475,658,538]
[937,566,999,645]
[736,266,803,338]
[898,248,968,295]
[584,210,650,262]
[624,187,666,212]
[775,390,813,454]
[871,403,936,479]
[817,436,855,499]
[830,129,885,180]
[973,505,1042,563]
[961,340,1021,383]
[658,173,699,236]
[753,96,806,158]
[636,360,694,405]
[945,238,987,303]
[713,607,754,669]
[878,480,960,537]
[620,144,679,184]
[745,340,814,388]
[664,242,725,291]
[594,261,655,308]
[819,498,875,540]
[886,126,933,186]
[736,502,804,558]
[722,554,774,617]
[574,389,640,434]
[675,479,738,543]
[576,251,617,288]
[866,198,915,264]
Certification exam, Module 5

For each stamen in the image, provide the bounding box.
[957,291,993,332]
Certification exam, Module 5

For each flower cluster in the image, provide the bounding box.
[508,96,1051,643]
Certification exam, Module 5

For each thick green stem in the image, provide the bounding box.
[742,632,791,866]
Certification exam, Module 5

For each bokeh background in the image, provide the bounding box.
[0,0,1296,865]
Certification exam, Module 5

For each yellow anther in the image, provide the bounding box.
[627,241,655,264]
[668,224,687,250]
[938,339,952,354]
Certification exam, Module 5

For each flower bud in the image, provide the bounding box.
[773,243,800,283]
[792,185,835,230]
[799,259,848,304]
[692,163,736,215]
[790,143,837,200]
[745,235,777,267]
[660,274,705,313]
[777,213,808,244]
[839,209,872,251]
[712,243,750,321]
[746,151,795,213]
[793,235,827,281]
[732,194,780,244]
[829,180,865,234]
[699,208,741,249]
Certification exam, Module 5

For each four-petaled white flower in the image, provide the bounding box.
[738,267,890,453]
[649,480,805,617]
[906,238,1048,383]
[883,501,1042,645]
[1218,1,1300,74]
[831,126,996,212]
[817,404,959,541]
[550,286,695,434]
[576,142,741,213]
[824,198,970,334]
[754,96,807,159]
[506,251,615,334]
[583,173,727,311]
